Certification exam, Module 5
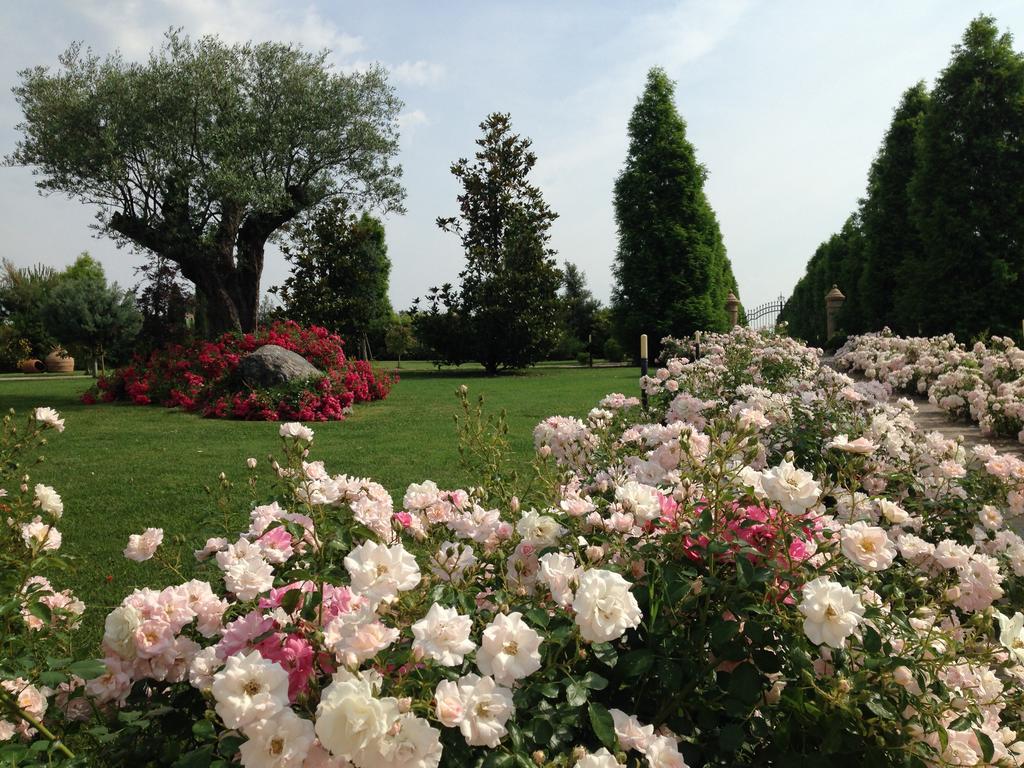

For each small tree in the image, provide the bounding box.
[385,314,415,367]
[0,260,58,356]
[43,273,142,375]
[273,199,393,355]
[561,261,602,356]
[417,113,562,374]
[134,255,194,350]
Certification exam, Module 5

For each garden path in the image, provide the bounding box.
[821,356,1024,458]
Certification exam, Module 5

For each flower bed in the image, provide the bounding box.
[82,320,394,421]
[6,328,1024,766]
[836,330,1024,443]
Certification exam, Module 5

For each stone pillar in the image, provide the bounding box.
[725,292,740,327]
[825,285,845,339]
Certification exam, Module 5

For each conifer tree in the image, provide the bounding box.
[909,15,1024,338]
[611,68,737,359]
[857,83,930,334]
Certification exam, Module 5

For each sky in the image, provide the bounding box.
[3,0,1024,312]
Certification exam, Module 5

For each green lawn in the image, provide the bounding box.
[0,364,638,644]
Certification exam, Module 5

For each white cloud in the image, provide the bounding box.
[397,109,430,129]
[389,60,445,87]
[73,0,365,66]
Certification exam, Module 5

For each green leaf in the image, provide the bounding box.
[862,626,882,653]
[27,601,52,624]
[974,729,995,763]
[719,723,746,752]
[192,719,216,741]
[592,642,618,668]
[617,648,655,679]
[524,607,550,628]
[588,702,617,750]
[173,746,214,768]
[68,658,108,680]
[279,588,304,614]
[482,753,515,768]
[727,663,763,704]
[566,681,588,707]
[581,672,609,690]
[529,717,554,747]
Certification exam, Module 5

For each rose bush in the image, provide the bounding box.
[835,330,1024,444]
[7,327,1024,766]
[82,320,394,422]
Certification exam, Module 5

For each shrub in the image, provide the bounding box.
[602,337,624,363]
[82,320,394,421]
[64,327,1024,766]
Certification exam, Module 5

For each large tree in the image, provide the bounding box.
[416,113,563,375]
[8,31,405,336]
[612,67,738,359]
[909,15,1024,338]
[273,199,393,356]
[857,83,930,334]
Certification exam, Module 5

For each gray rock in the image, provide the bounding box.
[238,344,322,389]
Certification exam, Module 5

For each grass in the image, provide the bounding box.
[1,363,639,643]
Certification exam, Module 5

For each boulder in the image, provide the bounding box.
[238,344,322,389]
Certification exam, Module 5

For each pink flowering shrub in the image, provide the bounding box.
[836,330,1024,443]
[61,329,1024,767]
[82,320,394,422]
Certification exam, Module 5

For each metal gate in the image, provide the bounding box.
[744,295,787,331]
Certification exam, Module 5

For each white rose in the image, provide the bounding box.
[798,577,864,648]
[609,708,654,752]
[411,603,476,666]
[441,674,514,748]
[33,484,63,518]
[211,651,290,731]
[103,604,142,659]
[577,748,624,768]
[614,481,661,522]
[238,709,315,768]
[876,499,909,524]
[361,713,442,768]
[515,510,565,547]
[315,670,400,761]
[279,422,314,442]
[33,407,65,432]
[344,541,421,604]
[476,612,543,686]
[572,569,642,643]
[840,521,897,571]
[538,552,579,607]
[759,460,820,515]
[123,527,164,562]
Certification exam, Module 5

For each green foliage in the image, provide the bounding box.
[415,113,563,375]
[784,16,1024,342]
[41,271,141,375]
[134,256,194,351]
[602,337,625,363]
[384,314,415,366]
[273,199,393,355]
[0,260,59,357]
[909,15,1024,338]
[9,30,405,335]
[611,67,738,359]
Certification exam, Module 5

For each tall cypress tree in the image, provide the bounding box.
[909,16,1024,338]
[857,83,930,334]
[612,67,737,359]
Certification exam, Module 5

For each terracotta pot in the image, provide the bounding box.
[18,358,45,374]
[45,350,75,373]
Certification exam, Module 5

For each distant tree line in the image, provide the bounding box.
[782,16,1024,344]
